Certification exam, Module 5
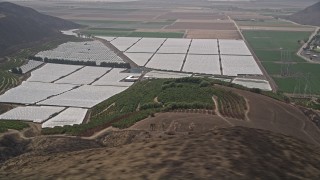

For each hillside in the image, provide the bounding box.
[287,1,320,26]
[0,2,81,56]
[1,127,320,179]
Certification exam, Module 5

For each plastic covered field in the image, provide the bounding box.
[157,38,191,54]
[55,66,111,85]
[221,55,263,76]
[110,37,141,51]
[36,41,124,65]
[0,81,76,104]
[146,53,186,71]
[0,106,65,123]
[126,38,165,53]
[183,55,221,75]
[188,39,219,55]
[38,85,128,108]
[42,108,88,128]
[27,63,82,83]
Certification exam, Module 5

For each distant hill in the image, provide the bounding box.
[287,1,320,26]
[0,2,81,56]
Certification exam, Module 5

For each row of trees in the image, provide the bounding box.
[28,56,131,68]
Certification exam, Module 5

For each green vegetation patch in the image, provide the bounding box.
[0,120,29,133]
[243,30,320,94]
[127,31,184,38]
[243,30,311,62]
[81,28,184,38]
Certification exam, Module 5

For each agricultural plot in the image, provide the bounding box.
[217,92,247,120]
[36,41,124,65]
[110,37,141,51]
[0,106,65,123]
[27,63,83,83]
[188,39,219,55]
[38,85,128,108]
[183,55,221,75]
[166,22,237,30]
[243,30,320,94]
[55,66,110,85]
[42,108,88,128]
[232,78,272,91]
[92,68,137,87]
[157,38,191,54]
[0,81,76,104]
[146,53,186,71]
[0,71,19,95]
[95,36,116,41]
[61,29,78,37]
[126,38,166,53]
[219,40,252,56]
[20,60,44,74]
[221,55,263,76]
[124,53,153,66]
[145,70,192,79]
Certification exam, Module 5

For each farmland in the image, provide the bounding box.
[42,77,251,135]
[243,30,320,94]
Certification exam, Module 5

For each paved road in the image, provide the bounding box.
[297,27,320,63]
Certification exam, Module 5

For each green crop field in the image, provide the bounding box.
[0,120,29,133]
[81,29,184,38]
[236,19,304,27]
[244,30,320,94]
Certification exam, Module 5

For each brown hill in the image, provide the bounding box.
[0,2,82,56]
[287,1,320,26]
[1,127,320,179]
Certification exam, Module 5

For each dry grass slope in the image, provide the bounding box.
[1,127,320,179]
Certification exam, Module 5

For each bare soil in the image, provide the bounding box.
[186,30,241,39]
[1,127,320,179]
[166,22,237,30]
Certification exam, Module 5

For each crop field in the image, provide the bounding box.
[73,20,175,29]
[124,53,153,66]
[42,108,88,128]
[216,91,247,120]
[110,37,141,51]
[166,22,237,30]
[126,38,166,53]
[145,71,192,79]
[156,12,228,20]
[183,55,221,75]
[0,71,19,95]
[92,68,136,87]
[232,78,272,91]
[42,78,251,135]
[157,39,191,54]
[219,40,252,56]
[221,55,263,76]
[0,81,76,104]
[112,37,263,78]
[0,120,29,133]
[146,53,186,71]
[38,85,128,108]
[27,63,83,83]
[36,41,124,65]
[188,39,219,55]
[0,106,65,123]
[95,36,117,42]
[55,66,110,85]
[243,30,320,94]
[19,60,44,74]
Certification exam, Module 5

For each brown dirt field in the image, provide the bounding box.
[240,26,315,32]
[219,86,320,146]
[186,30,241,39]
[176,19,232,23]
[157,12,228,20]
[2,127,320,179]
[166,22,237,30]
[131,86,320,146]
[135,29,185,33]
[129,112,232,132]
[227,13,274,20]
